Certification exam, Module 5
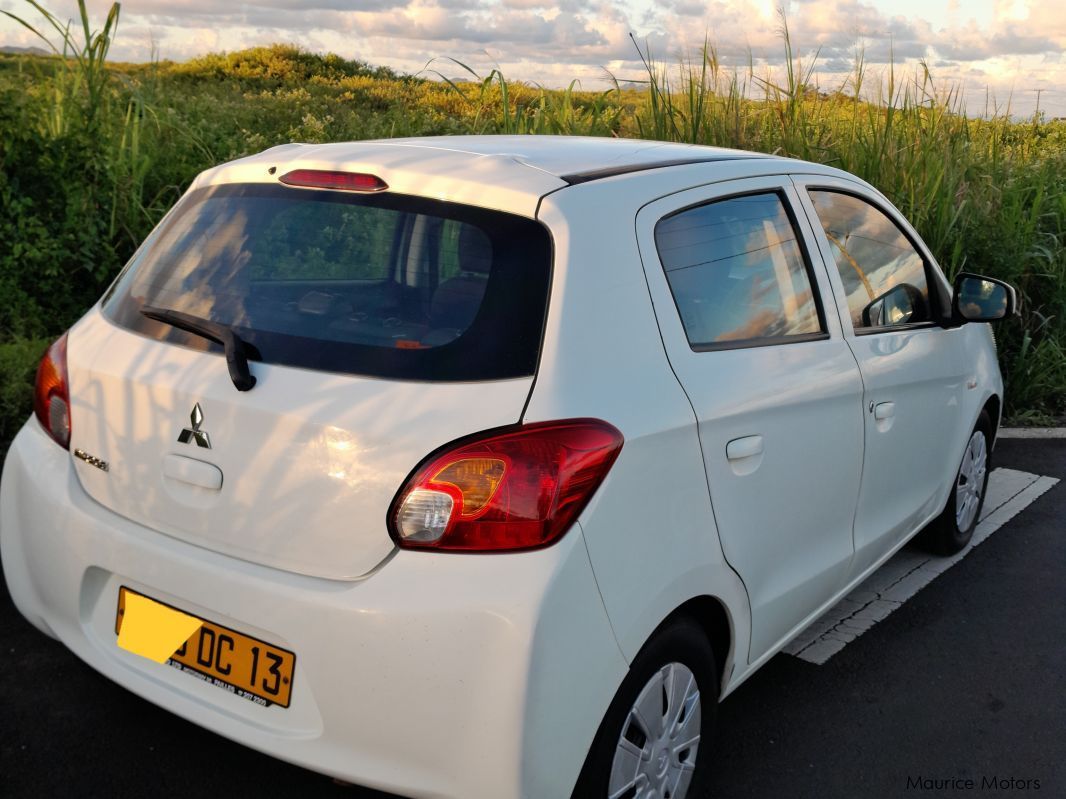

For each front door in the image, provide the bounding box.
[636,177,865,661]
[793,177,968,577]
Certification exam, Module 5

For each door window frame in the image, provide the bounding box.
[640,177,838,354]
[790,175,954,337]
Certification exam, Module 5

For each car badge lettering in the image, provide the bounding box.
[73,448,110,472]
[178,403,212,449]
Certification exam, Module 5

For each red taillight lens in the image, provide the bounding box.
[278,169,388,192]
[33,333,71,450]
[389,419,624,552]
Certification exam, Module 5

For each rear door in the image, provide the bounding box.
[793,177,967,577]
[636,177,865,661]
[67,180,552,580]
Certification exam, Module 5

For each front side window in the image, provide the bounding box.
[654,192,823,349]
[808,190,931,331]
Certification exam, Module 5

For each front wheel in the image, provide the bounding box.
[922,410,992,556]
[572,619,717,799]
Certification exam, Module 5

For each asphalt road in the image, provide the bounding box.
[1,439,1063,798]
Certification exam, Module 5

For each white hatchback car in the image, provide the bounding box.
[2,136,1015,799]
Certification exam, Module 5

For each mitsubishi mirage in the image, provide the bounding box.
[1,136,1016,799]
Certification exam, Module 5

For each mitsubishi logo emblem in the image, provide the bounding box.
[178,403,211,449]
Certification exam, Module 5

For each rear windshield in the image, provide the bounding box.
[103,183,552,381]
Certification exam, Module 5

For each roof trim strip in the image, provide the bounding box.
[559,155,762,185]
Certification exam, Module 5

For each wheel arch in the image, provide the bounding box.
[568,593,730,798]
[645,594,734,697]
[982,393,1001,446]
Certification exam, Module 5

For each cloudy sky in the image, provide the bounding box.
[2,0,1063,118]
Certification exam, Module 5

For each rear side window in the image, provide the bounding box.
[808,190,931,331]
[103,184,552,381]
[654,192,823,349]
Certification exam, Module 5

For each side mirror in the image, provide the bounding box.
[861,283,926,327]
[952,273,1016,323]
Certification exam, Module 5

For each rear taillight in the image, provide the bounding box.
[389,419,624,552]
[33,333,71,450]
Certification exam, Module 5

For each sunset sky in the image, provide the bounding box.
[1,0,1063,118]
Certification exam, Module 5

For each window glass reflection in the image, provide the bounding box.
[808,191,931,330]
[655,193,822,348]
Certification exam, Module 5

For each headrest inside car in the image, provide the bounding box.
[458,225,493,275]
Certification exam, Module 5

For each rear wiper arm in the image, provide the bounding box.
[141,306,258,391]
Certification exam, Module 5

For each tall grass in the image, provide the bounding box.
[426,56,623,136]
[0,0,1063,422]
[0,0,167,296]
[1,0,119,135]
[442,21,1066,420]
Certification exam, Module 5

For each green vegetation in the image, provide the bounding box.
[1,0,1064,451]
[0,338,48,448]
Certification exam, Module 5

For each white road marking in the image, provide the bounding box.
[997,428,1066,439]
[784,468,1059,665]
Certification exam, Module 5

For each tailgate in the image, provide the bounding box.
[66,311,533,580]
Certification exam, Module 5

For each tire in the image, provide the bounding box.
[571,619,717,799]
[922,410,993,556]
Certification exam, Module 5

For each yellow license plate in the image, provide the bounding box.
[115,587,296,708]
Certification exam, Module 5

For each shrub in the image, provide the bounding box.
[0,338,48,454]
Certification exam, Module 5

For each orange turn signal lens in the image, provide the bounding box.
[432,458,507,517]
[33,332,71,450]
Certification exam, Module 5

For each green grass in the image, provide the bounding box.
[0,0,1063,423]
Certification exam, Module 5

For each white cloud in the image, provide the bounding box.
[1,0,1063,116]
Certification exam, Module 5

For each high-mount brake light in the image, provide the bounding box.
[33,333,71,450]
[278,169,388,192]
[389,419,624,552]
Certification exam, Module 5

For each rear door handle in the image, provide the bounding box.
[726,435,764,461]
[873,401,895,421]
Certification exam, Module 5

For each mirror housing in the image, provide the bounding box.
[951,273,1016,324]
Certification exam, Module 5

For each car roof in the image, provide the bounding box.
[361,135,770,183]
[192,135,839,217]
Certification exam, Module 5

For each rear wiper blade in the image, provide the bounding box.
[141,306,258,391]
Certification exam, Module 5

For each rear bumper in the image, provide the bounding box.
[1,420,627,799]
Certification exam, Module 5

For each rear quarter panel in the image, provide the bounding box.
[526,170,755,688]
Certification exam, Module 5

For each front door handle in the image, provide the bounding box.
[726,435,764,476]
[873,401,895,421]
[726,435,764,461]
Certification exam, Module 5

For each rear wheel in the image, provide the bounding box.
[922,411,992,556]
[572,619,717,799]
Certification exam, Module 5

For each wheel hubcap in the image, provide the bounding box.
[608,662,701,799]
[955,430,987,531]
